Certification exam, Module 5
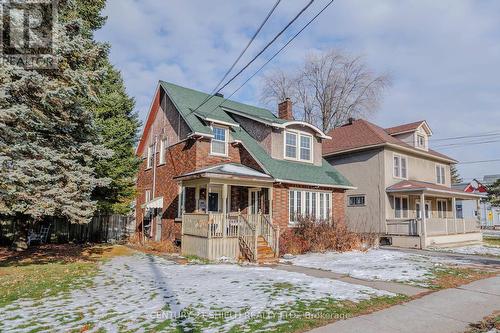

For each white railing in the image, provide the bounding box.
[425,218,480,236]
[238,214,257,262]
[259,214,280,256]
[182,212,280,262]
[386,219,419,236]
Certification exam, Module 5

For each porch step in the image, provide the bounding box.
[256,236,278,264]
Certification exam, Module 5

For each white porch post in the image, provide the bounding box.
[450,197,456,236]
[222,184,228,216]
[205,184,209,213]
[195,185,200,212]
[420,192,426,248]
[269,187,273,219]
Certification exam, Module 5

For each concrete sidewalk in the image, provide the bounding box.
[308,276,500,333]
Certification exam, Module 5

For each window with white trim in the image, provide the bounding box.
[348,195,366,207]
[146,144,154,169]
[416,134,426,149]
[145,189,151,203]
[289,190,331,225]
[436,164,446,185]
[394,195,409,218]
[284,130,313,162]
[437,199,447,218]
[285,131,297,159]
[211,126,228,156]
[159,138,168,165]
[393,154,408,179]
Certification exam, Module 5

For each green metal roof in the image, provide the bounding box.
[159,81,352,188]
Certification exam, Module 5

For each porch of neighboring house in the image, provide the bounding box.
[174,164,280,263]
[385,186,483,249]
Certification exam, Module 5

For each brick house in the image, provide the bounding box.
[135,81,353,262]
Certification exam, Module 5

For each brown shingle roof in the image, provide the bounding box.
[384,120,425,135]
[323,119,456,162]
[386,180,483,198]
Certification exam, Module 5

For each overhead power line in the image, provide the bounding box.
[191,0,282,113]
[457,158,500,165]
[211,0,315,95]
[433,138,500,149]
[205,0,336,116]
[431,131,500,142]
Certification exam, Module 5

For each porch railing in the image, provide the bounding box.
[259,214,280,256]
[386,219,419,236]
[426,218,480,236]
[182,212,279,261]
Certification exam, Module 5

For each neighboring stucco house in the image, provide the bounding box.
[453,176,500,227]
[323,119,483,249]
[135,81,352,262]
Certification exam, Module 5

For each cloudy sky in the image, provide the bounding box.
[95,0,500,182]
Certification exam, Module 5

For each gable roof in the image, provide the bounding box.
[323,119,456,163]
[150,81,353,188]
[385,120,432,136]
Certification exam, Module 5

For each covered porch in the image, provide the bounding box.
[174,163,279,262]
[385,180,483,248]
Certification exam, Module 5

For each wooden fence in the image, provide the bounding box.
[0,214,135,245]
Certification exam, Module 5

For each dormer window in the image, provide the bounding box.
[416,134,426,149]
[211,125,228,156]
[284,130,313,162]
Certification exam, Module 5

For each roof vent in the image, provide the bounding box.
[347,117,356,125]
[214,92,224,98]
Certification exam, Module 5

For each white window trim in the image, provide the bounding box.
[159,138,168,165]
[348,195,366,207]
[393,195,409,219]
[416,200,431,219]
[288,188,332,225]
[415,133,427,150]
[435,163,446,185]
[437,199,448,218]
[210,125,229,157]
[393,153,408,179]
[283,130,313,163]
[145,189,151,203]
[146,145,154,169]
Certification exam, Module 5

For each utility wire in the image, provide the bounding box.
[457,158,500,165]
[190,0,282,114]
[212,0,315,95]
[431,131,500,142]
[433,138,500,149]
[205,0,336,116]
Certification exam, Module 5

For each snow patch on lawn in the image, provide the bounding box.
[286,249,471,284]
[430,244,500,257]
[0,253,391,333]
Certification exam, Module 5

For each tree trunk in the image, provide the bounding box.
[12,216,29,251]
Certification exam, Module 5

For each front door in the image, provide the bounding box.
[208,186,221,212]
[416,201,430,219]
[249,189,261,215]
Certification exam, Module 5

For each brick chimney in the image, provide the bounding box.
[278,98,293,120]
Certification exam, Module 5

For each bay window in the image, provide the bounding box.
[289,189,332,225]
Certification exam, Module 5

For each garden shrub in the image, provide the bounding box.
[279,217,370,255]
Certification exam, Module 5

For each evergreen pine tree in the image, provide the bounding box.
[0,0,112,246]
[488,180,500,207]
[450,165,463,184]
[69,0,141,214]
